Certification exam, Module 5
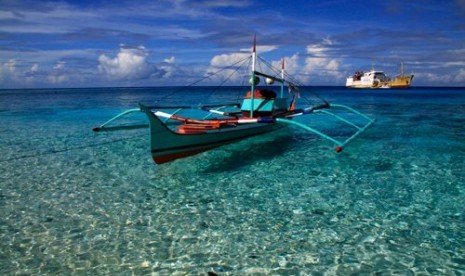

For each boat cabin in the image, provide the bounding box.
[241,89,288,117]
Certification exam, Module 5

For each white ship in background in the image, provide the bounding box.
[346,63,414,89]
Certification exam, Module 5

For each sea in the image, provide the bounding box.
[0,86,464,275]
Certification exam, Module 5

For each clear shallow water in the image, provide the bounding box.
[0,87,464,275]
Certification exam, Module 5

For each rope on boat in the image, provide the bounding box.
[256,56,329,106]
[151,53,330,111]
[0,134,145,163]
[202,56,252,103]
[154,55,253,103]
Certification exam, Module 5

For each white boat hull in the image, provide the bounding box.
[346,70,387,89]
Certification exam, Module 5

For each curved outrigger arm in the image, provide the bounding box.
[92,108,146,132]
[92,105,190,132]
[277,103,375,152]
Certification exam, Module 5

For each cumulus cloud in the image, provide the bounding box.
[0,59,39,85]
[204,52,251,83]
[279,54,299,72]
[203,45,282,84]
[303,38,344,83]
[98,46,163,81]
[0,59,64,87]
[156,56,177,79]
[1,59,16,74]
[270,54,305,82]
[455,68,465,82]
[30,63,39,72]
[209,52,250,68]
[47,61,67,84]
[413,64,465,85]
[24,63,39,83]
[419,72,451,84]
[0,60,17,84]
[164,56,175,63]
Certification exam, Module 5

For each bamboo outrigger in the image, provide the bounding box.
[93,38,375,164]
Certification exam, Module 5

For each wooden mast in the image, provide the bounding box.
[250,35,257,118]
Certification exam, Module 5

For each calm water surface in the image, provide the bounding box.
[0,87,464,275]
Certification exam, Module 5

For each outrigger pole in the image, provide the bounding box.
[92,108,145,132]
[276,103,375,152]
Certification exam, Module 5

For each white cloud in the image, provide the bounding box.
[158,56,177,79]
[204,52,251,83]
[271,54,305,82]
[7,60,16,73]
[47,74,66,84]
[98,46,156,81]
[0,60,16,83]
[1,60,43,86]
[53,62,65,70]
[47,61,67,84]
[307,45,327,58]
[164,56,175,63]
[25,63,39,83]
[30,63,39,72]
[204,45,281,84]
[417,72,451,84]
[453,68,465,82]
[209,52,250,68]
[304,38,344,83]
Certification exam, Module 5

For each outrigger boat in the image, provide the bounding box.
[93,39,375,164]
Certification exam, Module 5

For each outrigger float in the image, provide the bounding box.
[93,39,375,164]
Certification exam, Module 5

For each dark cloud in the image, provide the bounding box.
[456,0,465,13]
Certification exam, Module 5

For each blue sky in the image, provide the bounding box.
[1,0,465,88]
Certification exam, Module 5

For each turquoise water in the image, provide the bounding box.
[1,87,464,275]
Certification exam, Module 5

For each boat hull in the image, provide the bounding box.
[388,75,414,88]
[140,105,282,164]
[346,83,382,89]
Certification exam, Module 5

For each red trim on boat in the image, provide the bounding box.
[245,89,276,99]
[177,124,218,134]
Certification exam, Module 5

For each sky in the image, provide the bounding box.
[1,0,465,88]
